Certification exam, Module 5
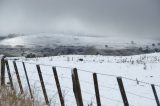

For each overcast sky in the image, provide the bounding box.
[0,0,159,38]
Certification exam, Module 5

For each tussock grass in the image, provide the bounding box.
[0,85,44,106]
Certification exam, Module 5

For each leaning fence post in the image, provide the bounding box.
[117,77,129,106]
[22,62,33,99]
[52,67,64,106]
[36,65,49,105]
[93,73,101,106]
[1,56,5,86]
[72,68,83,106]
[151,84,160,106]
[13,61,24,94]
[5,60,14,90]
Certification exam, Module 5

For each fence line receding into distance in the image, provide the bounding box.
[0,57,160,106]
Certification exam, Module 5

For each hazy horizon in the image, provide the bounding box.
[0,0,160,39]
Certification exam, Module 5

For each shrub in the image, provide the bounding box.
[152,43,155,47]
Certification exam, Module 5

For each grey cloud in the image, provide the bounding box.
[0,0,159,38]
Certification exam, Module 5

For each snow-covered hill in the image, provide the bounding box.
[5,53,160,106]
[0,33,159,49]
[1,33,160,57]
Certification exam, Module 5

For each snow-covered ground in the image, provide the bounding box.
[4,53,160,106]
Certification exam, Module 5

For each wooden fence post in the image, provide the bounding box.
[1,56,5,86]
[13,61,24,94]
[93,73,101,106]
[117,77,129,106]
[5,60,14,90]
[52,67,64,106]
[36,65,49,105]
[72,68,83,106]
[151,84,160,106]
[22,62,33,99]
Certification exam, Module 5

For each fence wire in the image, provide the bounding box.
[3,57,160,106]
[5,58,160,87]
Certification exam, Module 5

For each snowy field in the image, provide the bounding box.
[4,53,160,106]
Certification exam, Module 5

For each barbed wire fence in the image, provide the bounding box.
[0,56,160,106]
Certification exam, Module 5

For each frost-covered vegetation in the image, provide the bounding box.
[3,53,160,106]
